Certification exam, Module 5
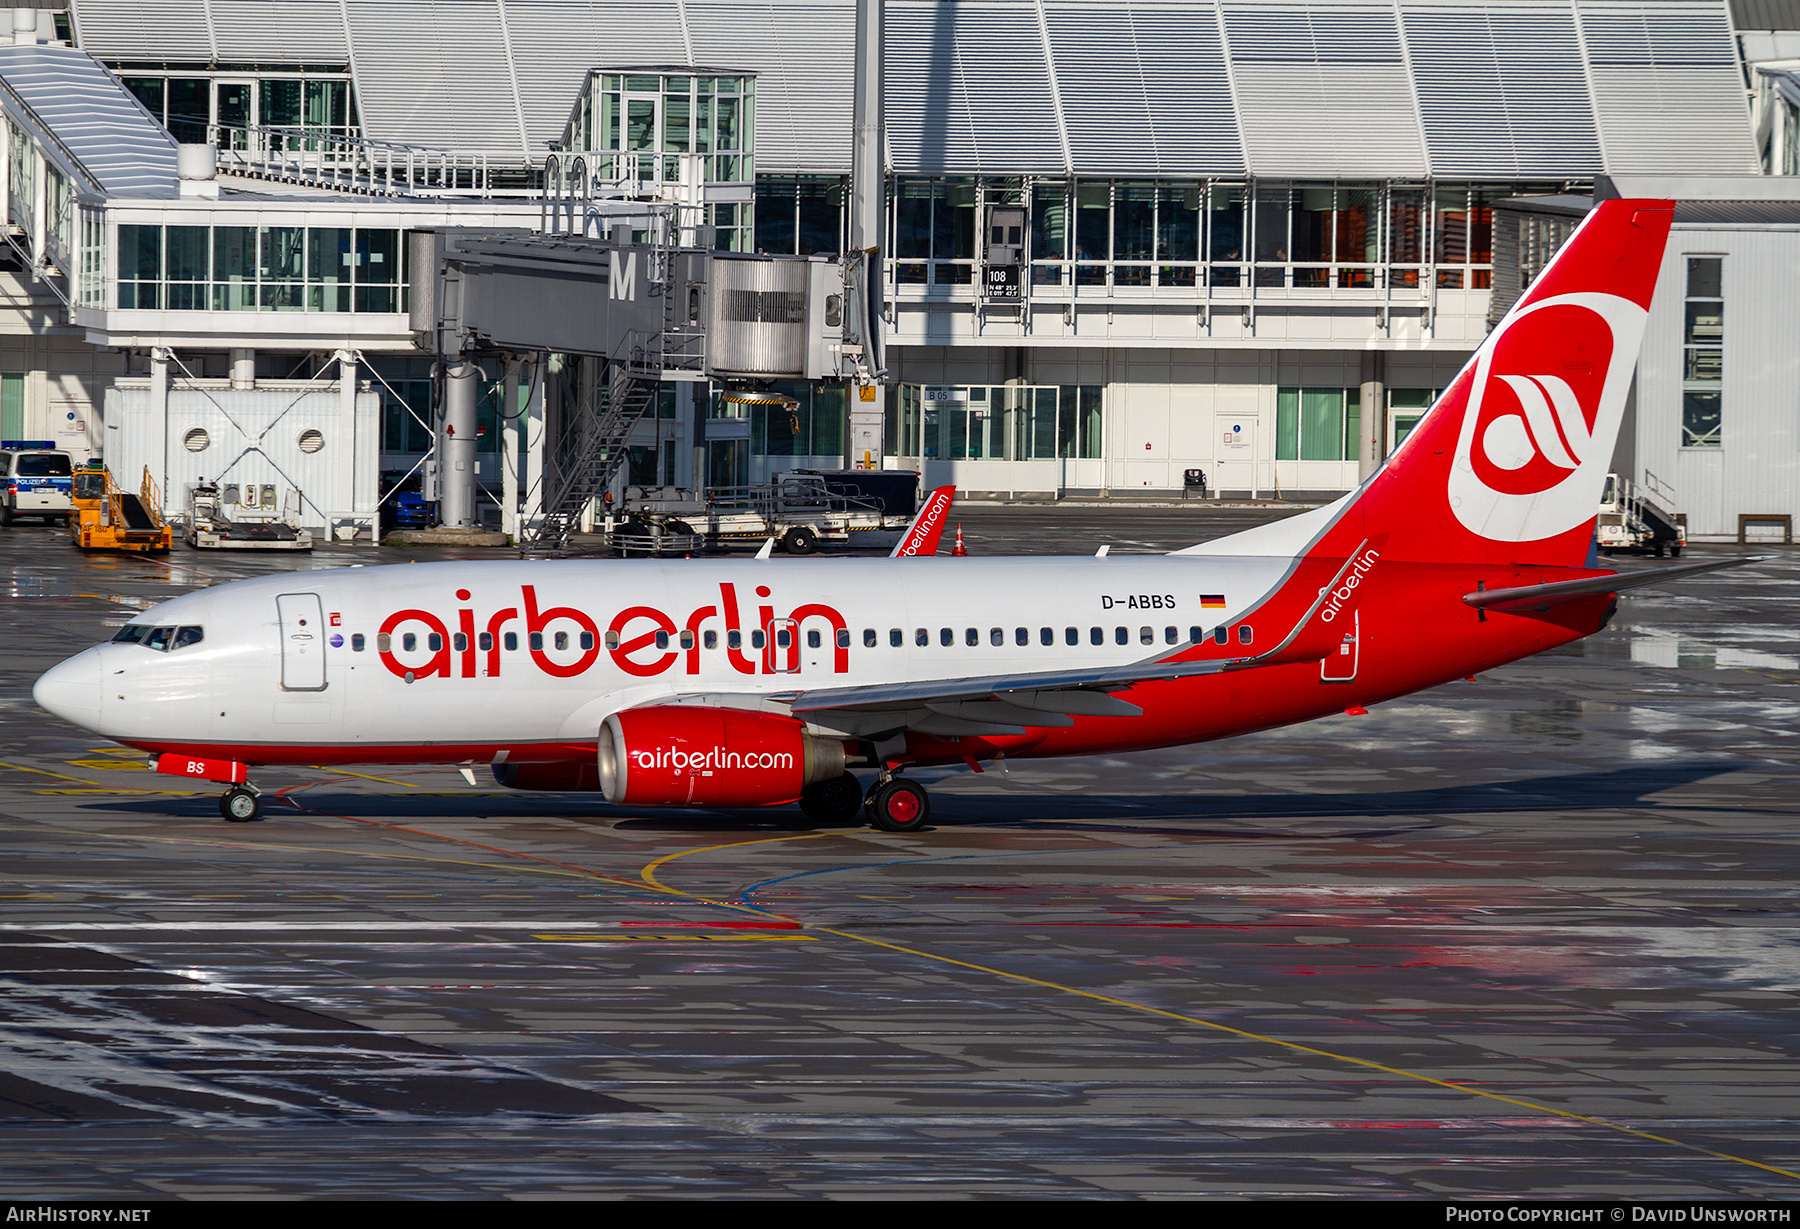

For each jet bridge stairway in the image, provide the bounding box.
[518,224,705,555]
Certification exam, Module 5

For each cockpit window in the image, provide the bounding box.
[112,625,149,644]
[142,626,173,651]
[173,626,203,649]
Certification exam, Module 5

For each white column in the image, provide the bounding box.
[147,347,170,502]
[500,355,520,540]
[524,352,545,530]
[29,143,44,278]
[335,349,357,541]
[230,348,255,390]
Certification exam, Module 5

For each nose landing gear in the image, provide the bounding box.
[219,785,262,823]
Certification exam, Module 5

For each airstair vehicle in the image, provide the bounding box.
[1598,472,1685,557]
[69,464,172,554]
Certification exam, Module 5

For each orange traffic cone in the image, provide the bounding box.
[951,523,967,556]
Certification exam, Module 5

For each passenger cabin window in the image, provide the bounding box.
[864,629,877,648]
[1164,627,1177,644]
[1065,627,1078,646]
[965,628,978,646]
[453,633,468,652]
[1040,627,1053,645]
[1213,627,1228,645]
[915,628,928,647]
[377,633,392,652]
[351,633,365,652]
[838,628,853,649]
[679,630,696,650]
[555,631,569,651]
[428,633,443,652]
[580,632,595,650]
[1139,627,1153,645]
[806,629,821,649]
[728,630,742,649]
[939,628,952,646]
[1238,625,1253,645]
[1015,628,1028,646]
[1114,627,1128,645]
[478,632,492,651]
[751,629,765,649]
[890,628,903,647]
[703,630,718,649]
[655,630,672,649]
[1189,626,1202,643]
[402,633,418,652]
[1089,627,1103,645]
[504,632,518,651]
[530,632,545,650]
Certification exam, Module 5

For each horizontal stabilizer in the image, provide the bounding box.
[1463,556,1763,614]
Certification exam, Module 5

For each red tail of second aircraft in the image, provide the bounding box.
[1309,198,1675,570]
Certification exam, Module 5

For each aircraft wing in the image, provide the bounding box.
[1463,556,1763,614]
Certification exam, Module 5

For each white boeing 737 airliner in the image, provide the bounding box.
[34,199,1742,832]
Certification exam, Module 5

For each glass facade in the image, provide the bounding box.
[123,74,357,146]
[754,176,844,256]
[1276,388,1360,461]
[567,72,754,187]
[1681,256,1723,449]
[115,225,406,312]
[884,176,1562,292]
[888,385,1103,462]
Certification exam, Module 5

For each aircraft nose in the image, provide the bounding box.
[34,649,103,732]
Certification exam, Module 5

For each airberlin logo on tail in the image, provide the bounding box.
[1448,291,1646,543]
[1320,549,1379,623]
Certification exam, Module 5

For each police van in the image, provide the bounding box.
[0,441,75,525]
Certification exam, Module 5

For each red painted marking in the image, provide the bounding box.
[153,753,247,784]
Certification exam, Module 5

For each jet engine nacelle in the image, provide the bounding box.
[598,706,847,808]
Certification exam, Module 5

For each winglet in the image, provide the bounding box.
[890,485,955,558]
[755,536,775,560]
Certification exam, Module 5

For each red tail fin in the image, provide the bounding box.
[1330,199,1674,567]
[891,485,955,557]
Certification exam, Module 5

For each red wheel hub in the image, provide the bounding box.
[886,788,920,822]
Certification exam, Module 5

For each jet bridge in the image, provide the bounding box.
[409,216,879,552]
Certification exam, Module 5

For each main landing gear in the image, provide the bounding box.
[219,785,262,823]
[798,773,864,825]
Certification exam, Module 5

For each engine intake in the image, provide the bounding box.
[598,706,846,808]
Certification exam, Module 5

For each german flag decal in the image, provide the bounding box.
[1201,595,1226,609]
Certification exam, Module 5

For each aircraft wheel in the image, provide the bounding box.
[799,773,864,825]
[782,525,818,555]
[220,787,262,823]
[867,779,930,834]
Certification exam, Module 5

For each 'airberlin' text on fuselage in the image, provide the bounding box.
[375,583,849,681]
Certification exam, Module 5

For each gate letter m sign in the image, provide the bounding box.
[610,250,636,301]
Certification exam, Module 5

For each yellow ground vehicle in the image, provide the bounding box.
[69,463,172,553]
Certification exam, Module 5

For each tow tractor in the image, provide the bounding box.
[69,463,172,553]
[1598,472,1685,557]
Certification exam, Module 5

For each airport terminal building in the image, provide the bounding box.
[0,0,1793,538]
